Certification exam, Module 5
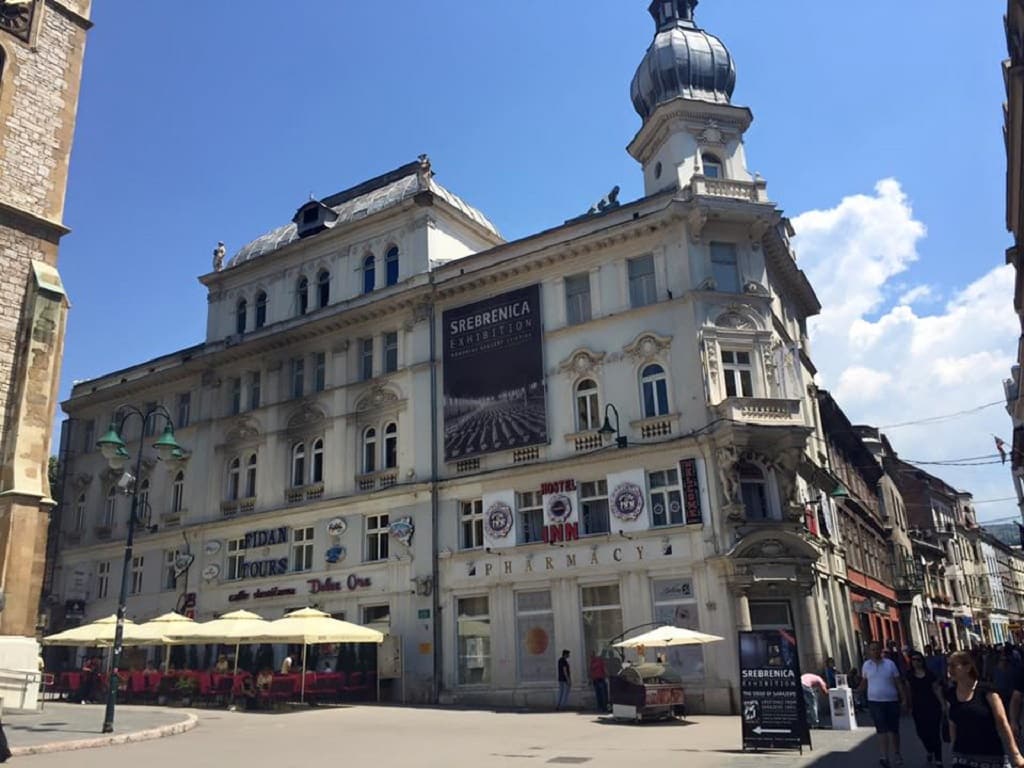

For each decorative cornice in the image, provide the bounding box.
[557,347,606,376]
[623,331,673,362]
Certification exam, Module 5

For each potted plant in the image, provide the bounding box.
[174,677,196,707]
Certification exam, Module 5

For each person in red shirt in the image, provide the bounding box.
[589,651,608,712]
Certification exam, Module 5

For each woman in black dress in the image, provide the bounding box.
[947,651,1024,768]
[906,651,944,767]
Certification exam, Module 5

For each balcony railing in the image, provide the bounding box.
[94,525,112,540]
[356,472,398,492]
[630,414,678,439]
[284,483,324,504]
[713,398,803,426]
[691,175,768,203]
[221,497,256,516]
[568,431,603,453]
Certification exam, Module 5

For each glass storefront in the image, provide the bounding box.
[457,595,491,684]
[581,584,623,658]
[516,590,555,682]
[651,578,704,679]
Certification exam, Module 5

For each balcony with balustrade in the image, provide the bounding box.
[713,398,803,427]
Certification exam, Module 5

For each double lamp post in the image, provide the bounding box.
[95,404,185,733]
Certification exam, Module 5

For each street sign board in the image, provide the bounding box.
[739,629,809,752]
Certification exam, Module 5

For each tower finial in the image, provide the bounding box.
[647,0,698,31]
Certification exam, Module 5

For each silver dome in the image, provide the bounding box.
[630,0,736,119]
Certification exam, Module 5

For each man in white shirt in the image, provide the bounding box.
[858,640,908,768]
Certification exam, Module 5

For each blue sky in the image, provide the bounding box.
[59,1,1015,519]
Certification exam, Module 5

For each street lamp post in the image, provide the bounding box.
[598,403,628,449]
[96,404,184,734]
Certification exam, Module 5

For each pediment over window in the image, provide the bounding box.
[70,473,92,491]
[728,529,819,562]
[223,417,261,447]
[287,402,327,432]
[623,332,673,362]
[558,347,606,376]
[355,384,401,414]
[712,304,763,331]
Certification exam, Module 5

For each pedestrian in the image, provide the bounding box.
[946,650,1024,768]
[801,672,828,729]
[556,649,571,711]
[823,657,838,690]
[926,645,948,683]
[588,651,608,713]
[906,650,944,768]
[858,639,908,768]
[280,653,293,675]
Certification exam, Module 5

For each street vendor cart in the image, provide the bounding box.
[609,662,685,722]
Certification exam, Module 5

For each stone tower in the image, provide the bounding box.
[0,0,90,637]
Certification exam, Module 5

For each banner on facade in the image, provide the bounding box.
[442,284,547,460]
[679,458,703,525]
[482,489,518,549]
[606,468,648,536]
[739,629,810,753]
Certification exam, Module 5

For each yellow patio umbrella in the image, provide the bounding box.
[252,607,384,701]
[42,614,153,647]
[135,611,197,671]
[163,609,271,676]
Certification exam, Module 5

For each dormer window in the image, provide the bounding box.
[292,200,339,239]
[701,153,723,179]
[302,208,318,225]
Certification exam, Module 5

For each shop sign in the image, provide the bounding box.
[610,482,644,521]
[389,516,415,546]
[541,522,579,543]
[467,540,663,577]
[418,609,431,620]
[325,546,347,564]
[484,501,514,539]
[173,552,195,580]
[739,629,810,752]
[542,479,578,541]
[307,575,372,594]
[679,458,703,524]
[201,564,221,581]
[240,557,289,579]
[204,540,222,556]
[64,599,85,620]
[326,517,347,537]
[228,586,298,603]
[242,526,289,549]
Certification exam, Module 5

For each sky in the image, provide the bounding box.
[58,1,1016,521]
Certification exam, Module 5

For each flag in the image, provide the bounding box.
[996,436,1008,464]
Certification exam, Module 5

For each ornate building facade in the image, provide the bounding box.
[49,1,861,710]
[0,0,90,637]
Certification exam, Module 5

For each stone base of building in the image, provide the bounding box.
[440,683,734,714]
[0,493,50,637]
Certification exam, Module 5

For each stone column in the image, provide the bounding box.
[802,591,825,674]
[736,591,752,632]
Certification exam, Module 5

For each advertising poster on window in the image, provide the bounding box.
[442,284,547,460]
[651,579,704,679]
[516,591,555,683]
[482,489,518,549]
[739,629,809,752]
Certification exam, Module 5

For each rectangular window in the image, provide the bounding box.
[649,468,684,527]
[130,555,145,595]
[581,585,622,662]
[360,338,374,381]
[249,371,261,410]
[565,273,592,325]
[628,254,657,308]
[314,352,326,392]
[721,350,754,397]
[365,514,390,562]
[291,358,305,399]
[580,480,610,535]
[384,332,398,373]
[457,596,491,685]
[143,402,157,437]
[230,377,242,415]
[176,393,191,428]
[293,526,314,572]
[362,604,391,626]
[460,499,484,550]
[516,591,555,682]
[227,537,246,581]
[82,419,95,454]
[710,242,741,293]
[164,550,179,591]
[652,578,704,679]
[97,561,110,599]
[517,491,544,544]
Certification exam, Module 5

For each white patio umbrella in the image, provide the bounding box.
[135,611,198,671]
[42,614,154,647]
[164,609,271,675]
[612,625,725,648]
[252,607,384,701]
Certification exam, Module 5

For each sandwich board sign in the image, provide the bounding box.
[739,629,810,753]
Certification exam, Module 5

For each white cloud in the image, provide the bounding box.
[792,181,1018,522]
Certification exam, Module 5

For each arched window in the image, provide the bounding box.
[103,487,117,528]
[701,153,723,179]
[235,299,247,335]
[245,454,257,498]
[311,438,324,484]
[317,269,330,308]
[383,422,398,469]
[575,379,600,431]
[362,427,377,473]
[640,364,669,417]
[171,471,185,514]
[385,246,399,286]
[297,277,309,316]
[255,291,267,328]
[291,442,306,487]
[227,457,241,501]
[137,479,150,518]
[74,493,86,532]
[738,461,773,520]
[363,254,375,294]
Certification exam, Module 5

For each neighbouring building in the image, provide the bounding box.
[1006,0,1024,511]
[0,0,90,638]
[48,1,856,711]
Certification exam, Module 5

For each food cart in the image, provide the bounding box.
[609,662,685,722]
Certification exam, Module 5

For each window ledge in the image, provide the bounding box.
[94,526,112,540]
[629,413,680,439]
[160,512,182,526]
[65,531,83,545]
[713,397,802,425]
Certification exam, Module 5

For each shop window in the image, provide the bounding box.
[565,273,592,325]
[293,526,314,572]
[580,480,610,535]
[457,596,491,685]
[97,561,110,599]
[363,604,391,626]
[365,514,389,562]
[581,585,623,661]
[460,499,484,550]
[640,364,669,417]
[516,591,554,682]
[226,537,246,580]
[575,379,600,431]
[749,601,793,630]
[722,350,754,397]
[385,246,399,286]
[517,491,544,544]
[651,578,704,679]
[648,468,683,527]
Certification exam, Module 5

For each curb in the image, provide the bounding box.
[10,711,198,757]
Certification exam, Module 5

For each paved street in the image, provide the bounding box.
[5,703,191,749]
[13,705,930,768]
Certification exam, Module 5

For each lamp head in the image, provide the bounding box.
[97,424,127,463]
[108,445,131,471]
[830,483,850,500]
[598,416,616,436]
[152,424,184,462]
